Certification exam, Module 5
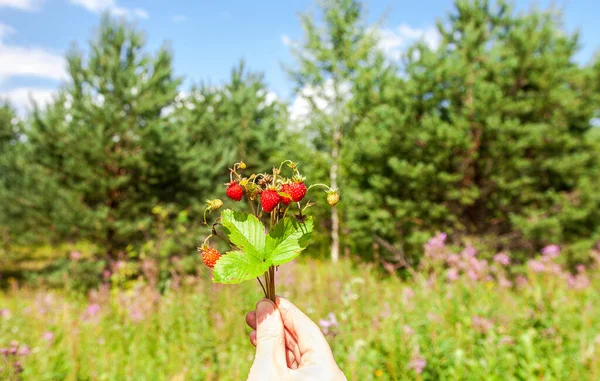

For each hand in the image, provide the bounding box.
[245,297,347,381]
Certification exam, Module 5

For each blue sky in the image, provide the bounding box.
[0,0,598,113]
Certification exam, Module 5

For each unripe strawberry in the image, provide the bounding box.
[226,181,243,201]
[206,198,223,211]
[326,190,339,206]
[199,246,221,269]
[261,189,281,213]
[288,181,307,202]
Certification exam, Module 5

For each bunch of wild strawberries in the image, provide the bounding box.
[199,161,339,269]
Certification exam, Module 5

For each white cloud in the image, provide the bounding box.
[0,0,43,11]
[289,79,351,126]
[0,87,56,113]
[0,23,67,82]
[376,24,441,61]
[172,14,186,23]
[69,0,149,19]
[281,34,292,46]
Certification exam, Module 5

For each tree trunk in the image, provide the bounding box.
[330,130,340,263]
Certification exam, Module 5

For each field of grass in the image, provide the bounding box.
[1,244,600,381]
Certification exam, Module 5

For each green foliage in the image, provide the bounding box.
[2,259,600,380]
[345,0,600,262]
[213,210,313,283]
[172,61,288,204]
[1,0,600,275]
[22,16,181,259]
[287,0,391,260]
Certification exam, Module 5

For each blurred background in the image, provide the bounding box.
[1,0,599,379]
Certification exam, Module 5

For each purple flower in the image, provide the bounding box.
[42,331,54,342]
[403,325,414,335]
[498,277,512,288]
[472,316,493,334]
[318,313,339,335]
[17,346,30,356]
[408,354,427,374]
[82,303,101,321]
[567,273,590,290]
[461,245,477,259]
[499,336,515,345]
[515,275,528,288]
[446,254,460,266]
[528,260,545,273]
[446,268,459,281]
[541,244,560,259]
[493,252,510,266]
[70,251,82,261]
[0,309,10,318]
[424,233,448,261]
[129,307,145,323]
[402,287,414,304]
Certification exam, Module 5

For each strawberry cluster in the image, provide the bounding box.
[224,161,336,213]
[199,160,339,269]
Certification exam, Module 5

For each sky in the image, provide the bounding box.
[0,0,598,114]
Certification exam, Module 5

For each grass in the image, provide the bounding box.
[1,258,599,380]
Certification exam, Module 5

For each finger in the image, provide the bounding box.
[287,349,298,369]
[249,326,302,366]
[246,310,256,329]
[276,297,334,358]
[254,299,287,368]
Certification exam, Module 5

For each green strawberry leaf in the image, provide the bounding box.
[266,217,313,266]
[212,251,270,284]
[220,209,266,262]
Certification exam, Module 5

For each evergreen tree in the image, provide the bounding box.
[346,0,600,262]
[28,16,181,260]
[172,61,287,205]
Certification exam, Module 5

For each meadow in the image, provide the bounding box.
[1,238,599,381]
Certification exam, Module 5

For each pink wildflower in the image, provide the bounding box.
[541,244,560,259]
[318,313,339,335]
[472,316,493,334]
[446,268,459,281]
[42,331,54,342]
[70,251,82,261]
[528,260,545,273]
[408,354,426,374]
[493,252,510,266]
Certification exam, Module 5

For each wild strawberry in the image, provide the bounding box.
[226,181,243,201]
[261,189,280,213]
[326,190,339,206]
[200,246,221,269]
[288,181,307,202]
[281,183,293,206]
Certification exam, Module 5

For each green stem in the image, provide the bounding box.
[307,183,332,192]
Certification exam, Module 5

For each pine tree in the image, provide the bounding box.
[172,61,287,205]
[346,0,600,262]
[27,16,181,260]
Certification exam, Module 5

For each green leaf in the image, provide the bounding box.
[266,217,313,266]
[212,251,270,284]
[220,209,266,262]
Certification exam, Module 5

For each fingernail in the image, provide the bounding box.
[256,299,276,322]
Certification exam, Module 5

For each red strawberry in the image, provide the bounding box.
[226,181,243,201]
[288,181,307,202]
[281,183,293,205]
[200,247,221,269]
[261,189,280,213]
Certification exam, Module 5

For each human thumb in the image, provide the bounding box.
[253,299,287,368]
